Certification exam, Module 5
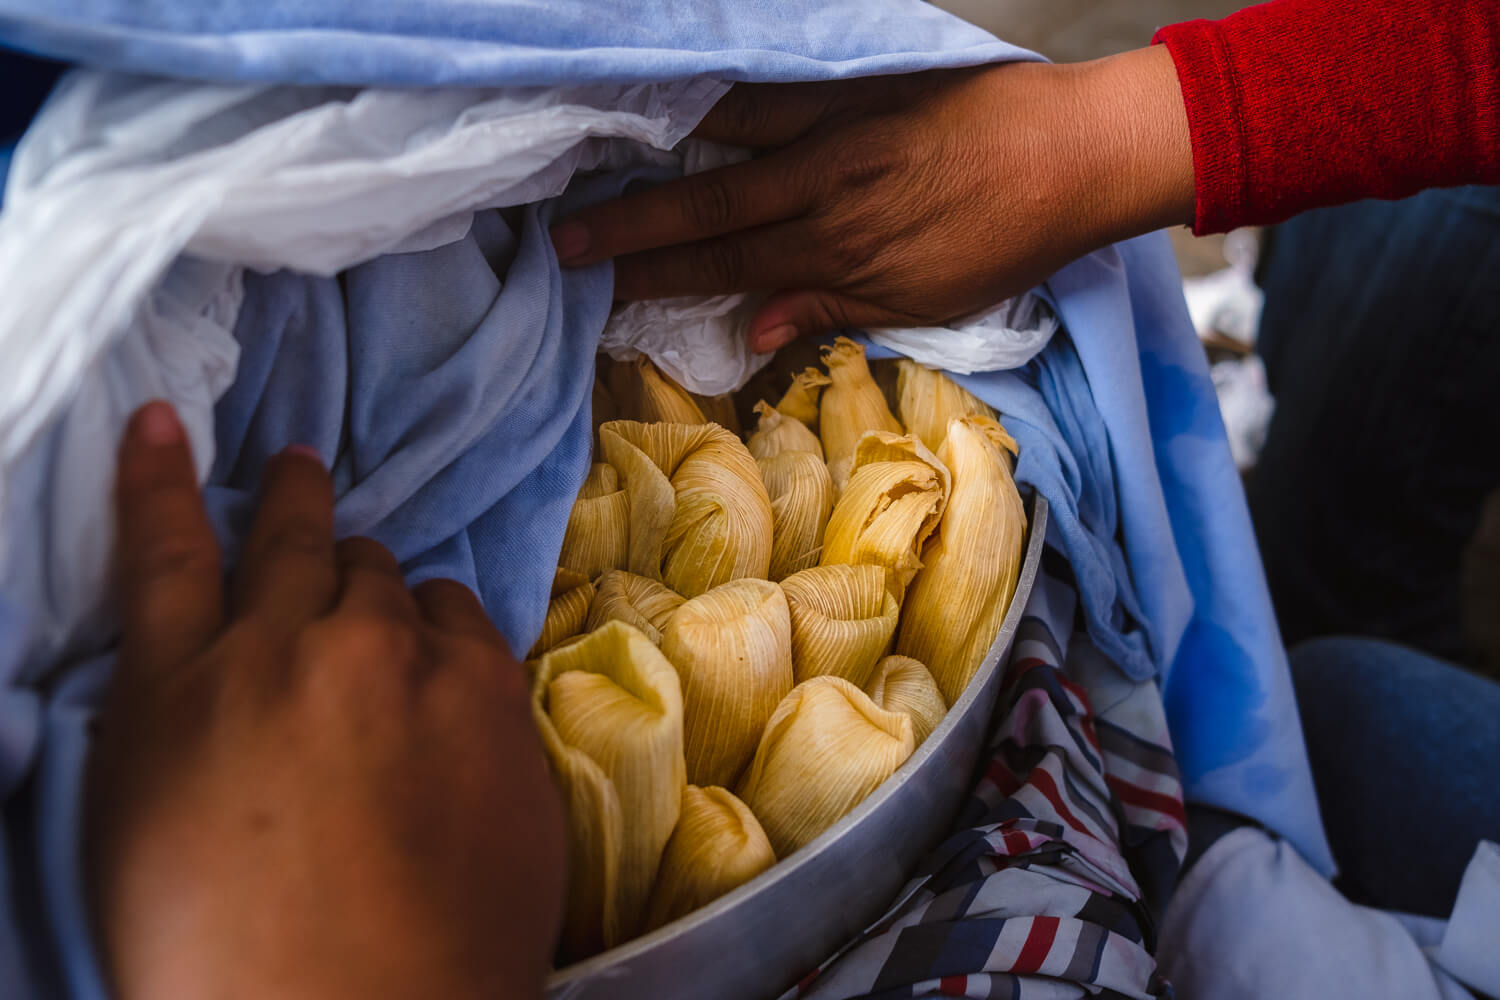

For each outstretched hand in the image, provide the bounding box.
[552,46,1192,351]
[86,401,565,1000]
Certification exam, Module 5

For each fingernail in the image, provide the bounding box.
[752,324,798,353]
[135,400,183,445]
[280,444,323,465]
[550,221,591,264]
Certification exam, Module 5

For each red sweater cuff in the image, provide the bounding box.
[1155,0,1500,236]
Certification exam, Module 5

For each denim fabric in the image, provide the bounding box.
[1251,187,1500,662]
[1290,636,1500,917]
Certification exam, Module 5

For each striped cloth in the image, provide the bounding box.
[785,561,1189,1000]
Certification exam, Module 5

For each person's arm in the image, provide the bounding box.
[554,0,1498,347]
[1158,0,1500,234]
[551,47,1193,351]
[87,402,565,1000]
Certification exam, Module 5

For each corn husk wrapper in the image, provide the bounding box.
[587,570,686,645]
[818,337,902,474]
[609,356,707,425]
[644,785,776,930]
[776,367,831,429]
[527,568,596,659]
[820,432,951,600]
[898,416,1026,703]
[736,676,914,856]
[532,621,685,957]
[692,391,742,436]
[748,400,824,460]
[895,360,998,453]
[865,655,947,745]
[559,463,629,579]
[780,564,898,687]
[601,420,773,597]
[662,579,793,787]
[758,450,835,581]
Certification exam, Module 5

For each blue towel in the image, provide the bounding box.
[0,2,1333,994]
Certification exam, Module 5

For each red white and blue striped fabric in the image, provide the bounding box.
[784,567,1189,999]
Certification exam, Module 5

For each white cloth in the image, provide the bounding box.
[1158,828,1500,1000]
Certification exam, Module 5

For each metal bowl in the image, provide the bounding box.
[547,493,1049,1000]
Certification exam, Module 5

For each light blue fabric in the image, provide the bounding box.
[0,2,1332,992]
[0,0,1023,87]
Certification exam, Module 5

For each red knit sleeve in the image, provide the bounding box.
[1153,0,1500,235]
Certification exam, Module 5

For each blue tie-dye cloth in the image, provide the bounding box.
[0,2,1332,995]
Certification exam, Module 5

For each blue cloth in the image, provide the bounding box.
[0,1,1022,87]
[0,1,1333,992]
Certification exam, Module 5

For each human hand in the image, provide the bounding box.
[552,46,1192,351]
[86,401,565,1000]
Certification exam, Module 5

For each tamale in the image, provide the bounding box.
[643,785,776,930]
[661,579,794,788]
[748,400,823,460]
[600,420,773,597]
[532,621,685,957]
[736,676,914,856]
[820,431,951,600]
[558,462,629,579]
[865,655,947,745]
[758,450,835,581]
[775,367,831,429]
[780,564,898,687]
[609,355,707,425]
[895,360,997,453]
[897,415,1026,703]
[818,337,902,474]
[527,568,595,660]
[587,569,685,645]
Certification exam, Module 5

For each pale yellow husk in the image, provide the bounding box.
[587,570,686,645]
[776,367,831,429]
[610,355,707,425]
[527,568,596,659]
[736,676,914,857]
[643,785,776,930]
[748,400,824,460]
[897,415,1026,703]
[820,431,951,600]
[865,655,948,745]
[531,621,685,958]
[895,360,998,453]
[558,462,629,579]
[818,338,902,472]
[780,564,899,687]
[758,450,835,581]
[661,579,793,787]
[600,420,773,597]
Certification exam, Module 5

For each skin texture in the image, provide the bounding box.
[551,45,1194,350]
[86,401,565,1000]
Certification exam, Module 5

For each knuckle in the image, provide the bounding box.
[257,521,329,561]
[300,615,422,676]
[700,236,748,289]
[683,176,739,233]
[132,533,218,584]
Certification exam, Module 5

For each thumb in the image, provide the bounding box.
[746,290,903,353]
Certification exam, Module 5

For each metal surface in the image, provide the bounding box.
[547,493,1049,1000]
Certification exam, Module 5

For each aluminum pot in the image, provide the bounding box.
[547,493,1049,1000]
